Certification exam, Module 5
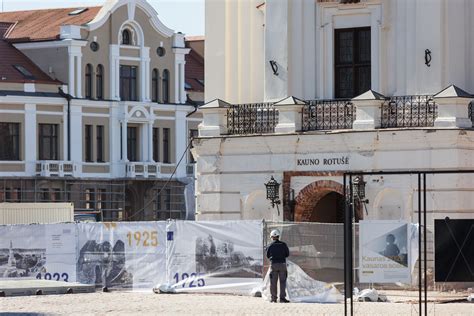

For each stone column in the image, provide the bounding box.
[67,51,75,96]
[352,90,386,130]
[24,103,36,175]
[175,109,187,178]
[140,47,151,102]
[273,96,306,133]
[198,99,231,137]
[148,121,154,162]
[121,119,128,162]
[75,54,83,98]
[434,85,473,128]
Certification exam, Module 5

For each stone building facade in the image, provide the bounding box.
[0,0,203,221]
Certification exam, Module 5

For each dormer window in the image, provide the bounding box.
[122,29,131,45]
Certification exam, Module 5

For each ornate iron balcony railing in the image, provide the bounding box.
[381,95,437,128]
[227,102,278,135]
[302,99,355,131]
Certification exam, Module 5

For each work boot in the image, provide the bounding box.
[280,298,290,303]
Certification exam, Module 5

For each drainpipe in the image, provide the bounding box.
[58,87,73,161]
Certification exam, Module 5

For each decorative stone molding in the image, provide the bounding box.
[273,96,307,133]
[434,85,473,128]
[352,90,386,130]
[198,99,231,137]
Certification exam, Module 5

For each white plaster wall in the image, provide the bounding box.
[194,130,474,220]
[205,0,264,103]
[206,0,474,102]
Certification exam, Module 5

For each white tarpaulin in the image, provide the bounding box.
[261,261,343,303]
[77,222,166,290]
[165,220,263,294]
[359,220,412,283]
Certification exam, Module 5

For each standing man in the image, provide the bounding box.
[266,229,290,303]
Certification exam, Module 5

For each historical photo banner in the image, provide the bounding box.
[359,220,411,283]
[166,220,264,294]
[77,221,167,290]
[0,224,47,279]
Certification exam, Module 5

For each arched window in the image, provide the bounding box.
[162,69,169,103]
[152,69,159,102]
[96,64,104,100]
[85,64,93,99]
[122,29,131,45]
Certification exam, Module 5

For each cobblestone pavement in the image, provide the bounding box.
[1,292,473,315]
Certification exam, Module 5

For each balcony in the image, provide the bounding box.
[36,161,77,177]
[126,162,161,178]
[199,85,473,136]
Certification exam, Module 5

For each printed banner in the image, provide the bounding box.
[359,220,411,283]
[166,220,263,294]
[41,223,77,282]
[0,224,47,279]
[77,222,166,289]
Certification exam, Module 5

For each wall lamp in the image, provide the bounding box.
[265,176,281,214]
[352,175,369,204]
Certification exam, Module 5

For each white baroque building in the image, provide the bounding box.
[0,0,202,221]
[198,0,474,287]
[197,0,474,224]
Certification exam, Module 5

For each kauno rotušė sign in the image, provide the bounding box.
[296,156,350,168]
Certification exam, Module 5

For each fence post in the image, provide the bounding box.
[198,99,231,136]
[273,96,306,133]
[433,85,473,128]
[352,90,386,130]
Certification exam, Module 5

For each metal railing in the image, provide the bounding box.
[302,99,355,131]
[227,102,278,135]
[381,95,437,128]
[36,161,76,177]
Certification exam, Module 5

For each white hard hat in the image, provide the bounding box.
[270,229,280,238]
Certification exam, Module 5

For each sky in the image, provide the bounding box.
[0,0,204,36]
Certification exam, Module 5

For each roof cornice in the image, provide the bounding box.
[87,0,174,38]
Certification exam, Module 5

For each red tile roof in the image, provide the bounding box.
[185,49,204,92]
[0,7,101,42]
[0,22,59,84]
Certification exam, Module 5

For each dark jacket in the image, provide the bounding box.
[266,239,290,264]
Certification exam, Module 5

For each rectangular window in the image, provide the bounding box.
[127,126,138,162]
[39,188,49,202]
[6,188,21,202]
[96,125,104,162]
[51,188,61,201]
[335,27,371,99]
[85,125,93,162]
[0,123,20,160]
[85,188,95,210]
[153,127,159,162]
[97,188,106,210]
[163,128,170,163]
[38,124,59,160]
[189,129,198,163]
[120,65,138,101]
[165,188,171,211]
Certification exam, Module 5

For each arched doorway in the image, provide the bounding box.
[310,191,345,223]
[294,180,345,222]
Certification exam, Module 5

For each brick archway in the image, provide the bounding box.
[294,180,344,222]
